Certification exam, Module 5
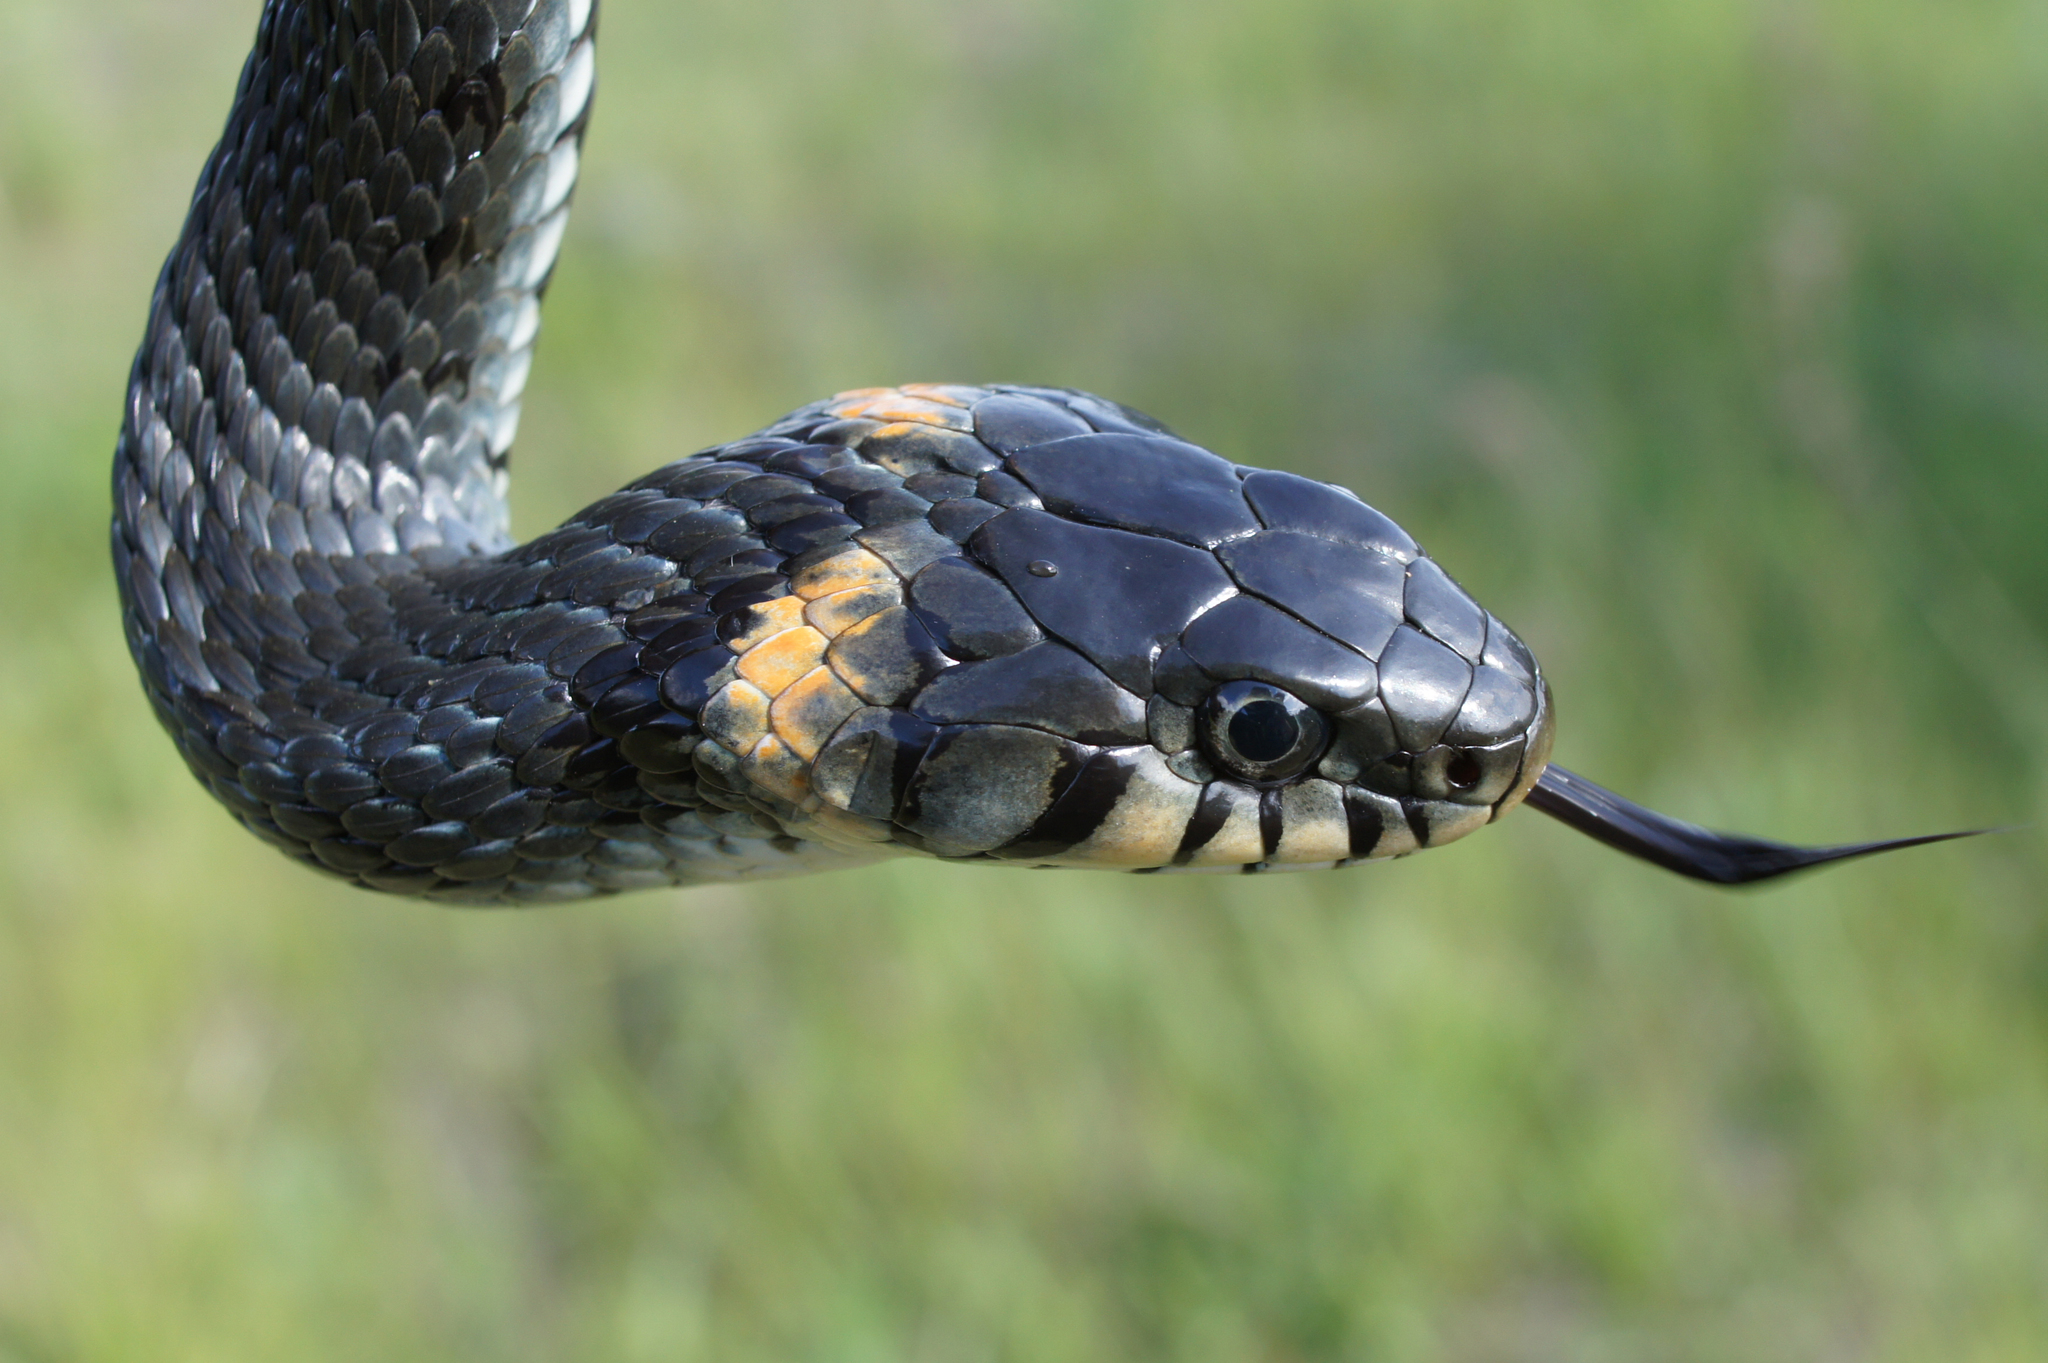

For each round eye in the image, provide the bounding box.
[1445,753,1484,790]
[1197,681,1330,783]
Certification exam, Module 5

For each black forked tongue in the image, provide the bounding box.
[1526,764,1985,886]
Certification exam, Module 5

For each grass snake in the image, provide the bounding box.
[111,0,1972,903]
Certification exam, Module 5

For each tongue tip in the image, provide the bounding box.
[1525,764,1993,886]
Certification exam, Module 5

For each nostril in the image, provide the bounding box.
[1446,753,1483,790]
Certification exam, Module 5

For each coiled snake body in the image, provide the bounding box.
[113,0,1964,902]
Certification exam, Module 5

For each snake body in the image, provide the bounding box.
[112,0,1964,901]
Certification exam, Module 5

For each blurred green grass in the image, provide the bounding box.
[1,0,2045,1357]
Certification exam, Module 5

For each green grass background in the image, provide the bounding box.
[1,0,2045,1357]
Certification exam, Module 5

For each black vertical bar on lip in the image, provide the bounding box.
[1525,764,1985,886]
[994,747,1140,860]
[886,725,937,823]
[1173,782,1238,866]
[1342,787,1385,859]
[889,725,965,832]
[1403,799,1432,848]
[1257,787,1283,861]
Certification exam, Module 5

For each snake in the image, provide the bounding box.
[110,0,1972,904]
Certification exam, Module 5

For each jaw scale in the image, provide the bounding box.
[1524,764,1986,886]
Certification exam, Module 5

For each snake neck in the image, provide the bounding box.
[107,0,707,901]
[115,0,595,605]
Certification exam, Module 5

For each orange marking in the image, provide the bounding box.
[769,666,865,761]
[736,626,829,694]
[723,595,808,652]
[743,733,811,804]
[861,398,974,431]
[788,545,899,600]
[898,383,976,408]
[804,583,901,637]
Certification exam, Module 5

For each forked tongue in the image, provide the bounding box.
[1525,765,1986,886]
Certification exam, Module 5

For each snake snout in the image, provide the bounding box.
[1294,599,1556,857]
[1375,611,1554,813]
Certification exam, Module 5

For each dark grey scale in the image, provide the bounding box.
[927,498,1002,544]
[911,643,1146,744]
[1403,558,1488,662]
[892,725,1095,857]
[1481,616,1537,681]
[1238,469,1420,561]
[902,471,976,502]
[846,488,932,529]
[971,509,1235,694]
[1178,596,1378,713]
[747,494,842,529]
[637,617,718,674]
[1007,434,1260,549]
[1215,532,1407,661]
[616,712,700,776]
[1445,666,1536,748]
[705,574,786,614]
[643,499,749,556]
[603,496,698,546]
[973,471,1039,510]
[849,506,959,578]
[723,475,812,511]
[906,558,1041,661]
[814,463,903,499]
[500,592,605,651]
[656,644,734,716]
[971,393,1094,454]
[1317,700,1401,784]
[767,513,861,558]
[1375,626,1474,754]
[620,591,709,638]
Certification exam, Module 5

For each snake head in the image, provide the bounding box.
[785,391,1556,871]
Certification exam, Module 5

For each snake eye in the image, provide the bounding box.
[1197,681,1329,783]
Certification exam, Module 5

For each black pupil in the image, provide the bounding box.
[1228,700,1300,764]
[1446,754,1483,789]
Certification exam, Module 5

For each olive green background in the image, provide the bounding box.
[1,0,2044,1357]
